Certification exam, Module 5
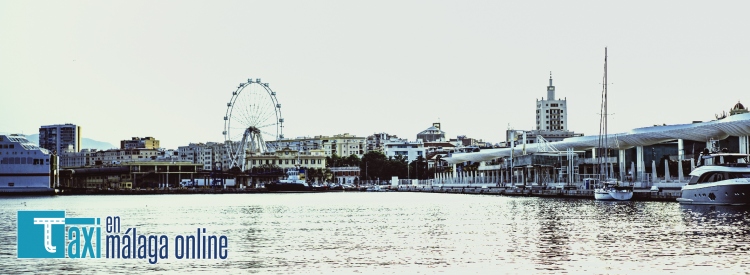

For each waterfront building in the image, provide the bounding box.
[39,123,81,153]
[121,136,160,149]
[537,73,567,131]
[728,101,748,116]
[330,166,360,185]
[448,135,486,147]
[416,123,446,142]
[320,133,365,158]
[424,142,455,170]
[246,148,326,170]
[59,161,201,189]
[59,149,94,168]
[58,144,203,189]
[267,136,323,153]
[504,74,581,146]
[384,139,425,163]
[177,142,227,171]
[440,101,750,191]
[268,133,366,158]
[59,147,162,168]
[367,132,400,153]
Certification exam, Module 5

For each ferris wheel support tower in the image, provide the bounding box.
[223,78,284,171]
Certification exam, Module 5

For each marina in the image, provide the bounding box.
[48,182,681,202]
[396,185,680,201]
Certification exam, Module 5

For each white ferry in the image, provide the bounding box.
[0,134,57,195]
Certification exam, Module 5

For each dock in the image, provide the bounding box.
[55,187,365,195]
[395,185,681,202]
[54,186,681,202]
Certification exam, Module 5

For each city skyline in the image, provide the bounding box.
[3,1,750,149]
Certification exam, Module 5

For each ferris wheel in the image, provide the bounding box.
[223,78,284,170]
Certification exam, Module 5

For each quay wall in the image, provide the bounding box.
[56,187,364,195]
[58,188,270,195]
[56,186,682,202]
[395,185,681,202]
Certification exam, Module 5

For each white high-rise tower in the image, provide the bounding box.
[536,73,568,131]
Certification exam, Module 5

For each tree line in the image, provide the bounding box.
[237,151,453,182]
[332,151,446,181]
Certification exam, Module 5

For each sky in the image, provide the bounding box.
[2,1,750,149]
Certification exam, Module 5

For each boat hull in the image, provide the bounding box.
[265,183,310,192]
[594,190,613,200]
[0,187,56,195]
[608,190,634,200]
[678,182,750,205]
[594,189,633,201]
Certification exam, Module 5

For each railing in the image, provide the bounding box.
[578,157,618,164]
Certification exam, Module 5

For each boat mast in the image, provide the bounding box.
[598,47,609,180]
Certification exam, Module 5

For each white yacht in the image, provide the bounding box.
[594,179,634,201]
[677,153,750,205]
[0,134,57,194]
[592,47,634,202]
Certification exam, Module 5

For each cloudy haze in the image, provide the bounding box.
[2,1,749,149]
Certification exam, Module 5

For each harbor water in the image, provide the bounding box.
[1,193,749,274]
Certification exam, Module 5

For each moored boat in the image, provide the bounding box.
[592,48,633,201]
[677,152,750,205]
[594,179,634,201]
[264,167,311,192]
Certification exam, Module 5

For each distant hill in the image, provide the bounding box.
[20,134,117,150]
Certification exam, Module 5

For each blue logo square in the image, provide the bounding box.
[18,210,66,258]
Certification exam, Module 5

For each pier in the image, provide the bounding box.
[395,185,680,201]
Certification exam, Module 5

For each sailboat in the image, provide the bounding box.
[594,47,634,201]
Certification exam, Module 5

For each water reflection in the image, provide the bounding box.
[681,204,750,220]
[533,199,573,271]
[1,193,749,274]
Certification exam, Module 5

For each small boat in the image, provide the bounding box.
[365,185,382,192]
[677,150,750,205]
[265,167,310,192]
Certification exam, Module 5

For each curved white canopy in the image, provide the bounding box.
[444,113,750,164]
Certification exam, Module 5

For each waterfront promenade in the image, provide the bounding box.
[55,184,683,202]
[395,185,680,202]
